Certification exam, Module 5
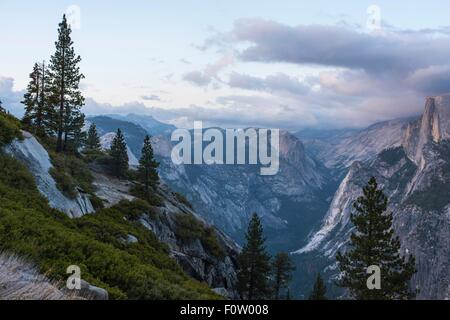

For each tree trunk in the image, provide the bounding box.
[56,46,66,153]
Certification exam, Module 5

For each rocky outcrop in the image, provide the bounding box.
[296,95,450,299]
[155,130,331,249]
[4,132,94,218]
[403,95,450,168]
[91,167,241,299]
[299,118,412,170]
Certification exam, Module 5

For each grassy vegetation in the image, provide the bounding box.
[48,148,95,198]
[175,213,225,259]
[174,192,194,210]
[129,184,164,207]
[0,152,219,300]
[0,112,22,147]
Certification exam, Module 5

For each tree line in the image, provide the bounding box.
[21,15,84,153]
[236,177,416,300]
[18,14,160,193]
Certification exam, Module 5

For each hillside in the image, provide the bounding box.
[0,112,239,300]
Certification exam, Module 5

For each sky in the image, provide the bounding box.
[2,0,450,130]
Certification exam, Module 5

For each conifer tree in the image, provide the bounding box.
[86,123,101,150]
[336,177,416,300]
[138,135,160,191]
[47,14,85,152]
[0,99,5,113]
[272,252,295,300]
[22,62,51,135]
[110,129,129,178]
[237,213,271,300]
[309,273,328,300]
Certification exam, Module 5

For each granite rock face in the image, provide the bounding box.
[4,132,94,218]
[92,168,241,299]
[296,95,450,299]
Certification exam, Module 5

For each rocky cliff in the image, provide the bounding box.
[296,95,450,299]
[4,131,94,218]
[4,132,240,299]
[154,130,333,250]
[89,163,241,299]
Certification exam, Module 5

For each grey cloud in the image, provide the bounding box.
[141,94,162,102]
[183,70,212,86]
[228,72,310,96]
[229,19,450,75]
[406,65,450,94]
[0,77,25,117]
[183,54,235,87]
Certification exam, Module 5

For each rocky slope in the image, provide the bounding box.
[297,117,415,170]
[296,95,450,299]
[3,131,94,218]
[89,163,240,298]
[89,116,334,249]
[4,131,240,299]
[154,130,334,249]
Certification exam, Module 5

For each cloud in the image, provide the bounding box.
[0,77,25,117]
[141,94,162,102]
[188,18,450,128]
[406,65,450,94]
[183,53,235,87]
[183,71,212,86]
[229,18,450,76]
[228,72,310,96]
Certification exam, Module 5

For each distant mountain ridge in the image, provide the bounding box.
[87,102,450,299]
[295,95,450,299]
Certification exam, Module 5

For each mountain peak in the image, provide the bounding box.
[403,93,450,166]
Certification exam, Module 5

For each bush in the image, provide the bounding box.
[49,151,95,199]
[129,184,164,207]
[174,214,225,259]
[0,113,22,147]
[82,149,110,164]
[89,194,105,211]
[0,153,219,300]
[174,192,194,210]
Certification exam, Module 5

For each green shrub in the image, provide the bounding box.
[129,184,164,207]
[0,153,219,300]
[0,112,22,147]
[89,194,105,211]
[175,214,225,259]
[175,213,204,243]
[49,151,95,198]
[174,192,194,210]
[82,149,110,163]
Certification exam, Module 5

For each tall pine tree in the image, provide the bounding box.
[22,62,51,135]
[0,99,5,113]
[309,273,327,300]
[336,177,416,300]
[86,123,101,150]
[138,135,159,191]
[237,213,271,300]
[272,252,295,300]
[110,129,129,178]
[48,14,85,152]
